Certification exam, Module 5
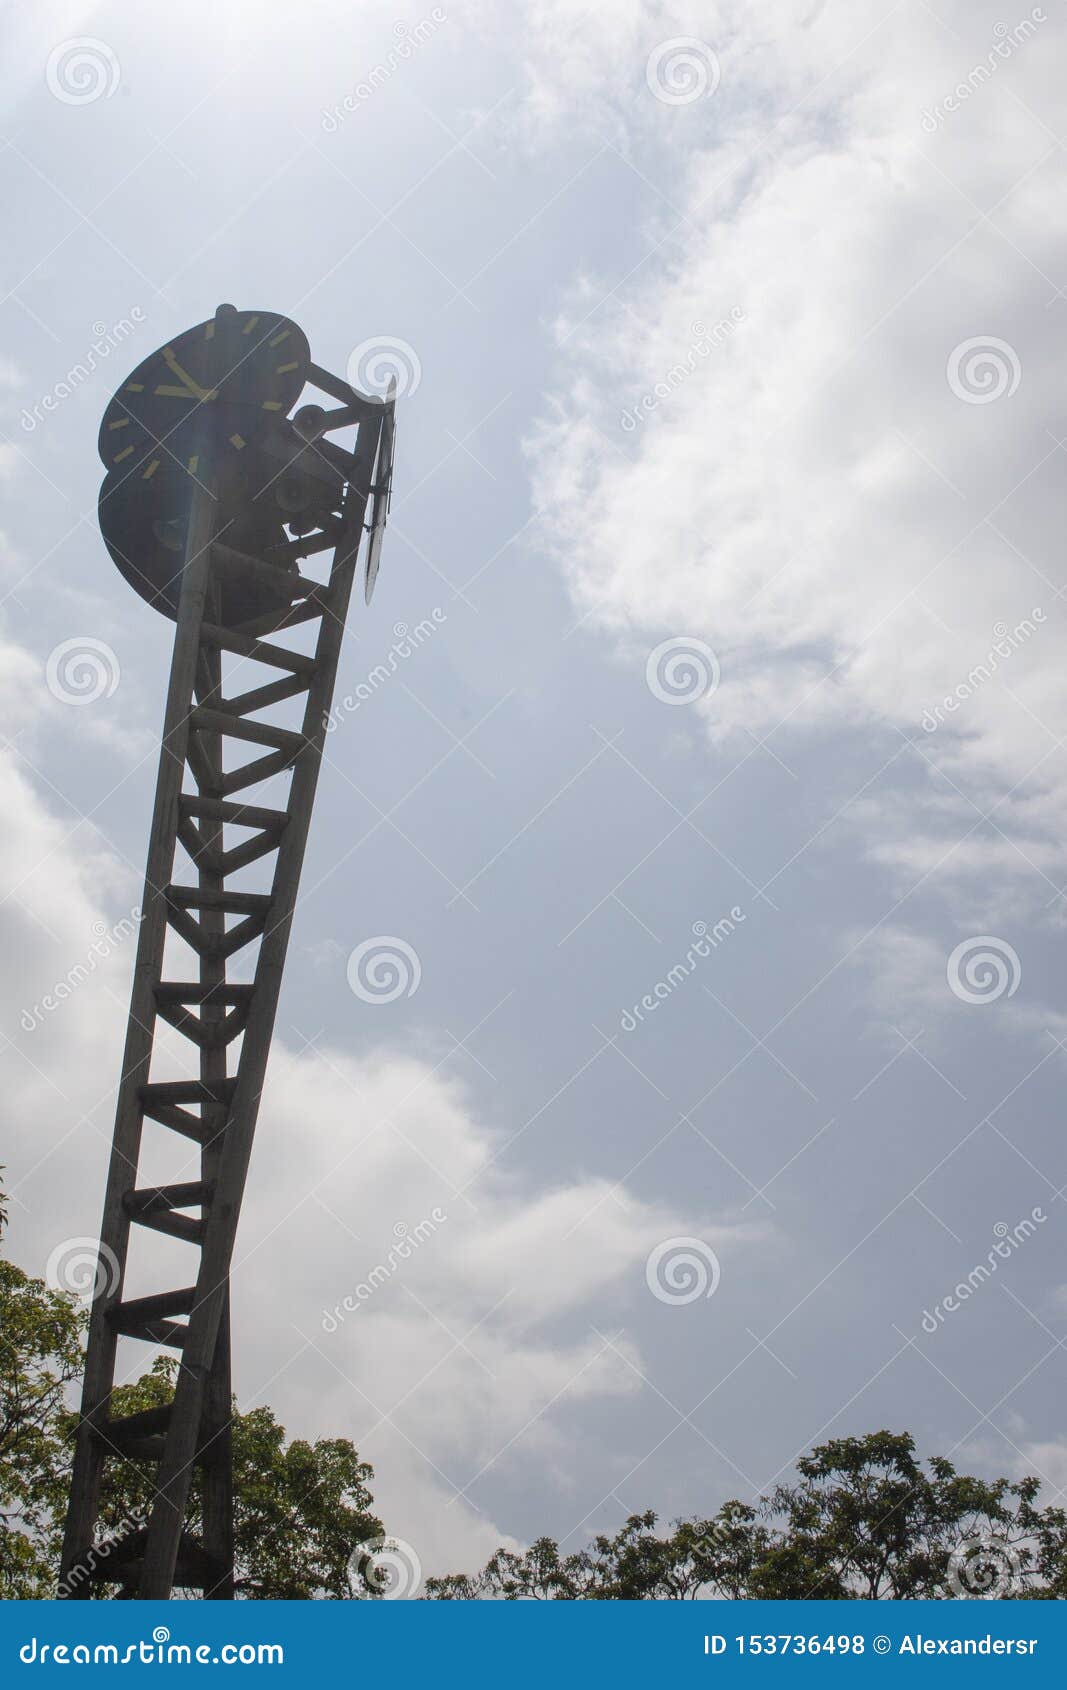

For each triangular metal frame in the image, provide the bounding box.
[59,385,386,1600]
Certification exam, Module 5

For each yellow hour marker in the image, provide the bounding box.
[126,382,145,392]
[229,433,246,449]
[114,445,135,462]
[276,361,298,374]
[205,322,215,339]
[261,399,283,410]
[187,454,199,474]
[269,329,290,347]
[108,418,130,430]
[142,458,161,479]
[242,315,260,334]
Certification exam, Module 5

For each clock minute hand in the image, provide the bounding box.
[162,347,216,401]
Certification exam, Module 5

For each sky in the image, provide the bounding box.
[1,0,1066,1591]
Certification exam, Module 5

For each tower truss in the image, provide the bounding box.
[59,340,393,1600]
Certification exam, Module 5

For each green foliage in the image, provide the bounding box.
[4,1173,1064,1603]
[427,1432,1067,1600]
[427,1502,774,1601]
[0,1172,380,1599]
[0,1180,86,1598]
[65,1357,382,1599]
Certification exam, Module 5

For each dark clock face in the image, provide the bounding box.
[98,448,297,623]
[97,307,311,480]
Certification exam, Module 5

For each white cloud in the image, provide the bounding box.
[0,687,757,1577]
[224,1040,761,1571]
[519,0,1067,912]
[851,923,950,1033]
[0,633,47,733]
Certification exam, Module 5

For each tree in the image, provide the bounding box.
[750,1431,1058,1599]
[74,1358,382,1598]
[0,1174,382,1599]
[0,1179,86,1598]
[6,1180,1065,1602]
[426,1504,772,1600]
[427,1431,1067,1600]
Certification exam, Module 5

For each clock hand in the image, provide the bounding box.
[162,347,216,401]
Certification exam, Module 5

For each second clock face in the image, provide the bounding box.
[98,448,298,623]
[97,307,311,478]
